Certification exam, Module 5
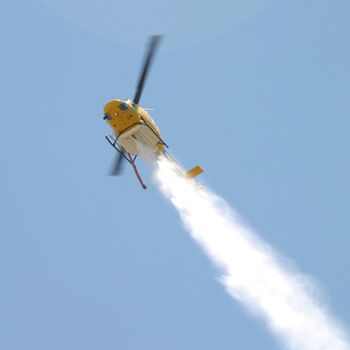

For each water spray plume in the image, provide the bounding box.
[154,156,349,350]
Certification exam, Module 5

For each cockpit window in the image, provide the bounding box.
[119,102,128,111]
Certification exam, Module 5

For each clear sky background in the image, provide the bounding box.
[1,0,350,349]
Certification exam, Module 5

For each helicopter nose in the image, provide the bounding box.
[103,114,111,120]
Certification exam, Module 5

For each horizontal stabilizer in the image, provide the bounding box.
[186,165,204,179]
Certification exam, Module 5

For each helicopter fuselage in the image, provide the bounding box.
[104,99,165,156]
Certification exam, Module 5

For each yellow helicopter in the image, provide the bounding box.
[103,35,203,189]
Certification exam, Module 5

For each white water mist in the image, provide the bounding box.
[154,156,349,350]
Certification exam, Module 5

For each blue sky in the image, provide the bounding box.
[1,0,350,349]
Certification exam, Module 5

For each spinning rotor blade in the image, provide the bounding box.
[110,151,125,176]
[133,35,162,105]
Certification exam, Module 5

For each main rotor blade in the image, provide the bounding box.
[110,151,125,176]
[133,35,162,105]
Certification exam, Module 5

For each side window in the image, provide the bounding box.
[119,102,128,111]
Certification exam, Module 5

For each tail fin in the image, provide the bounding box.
[186,165,204,179]
[163,151,203,179]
